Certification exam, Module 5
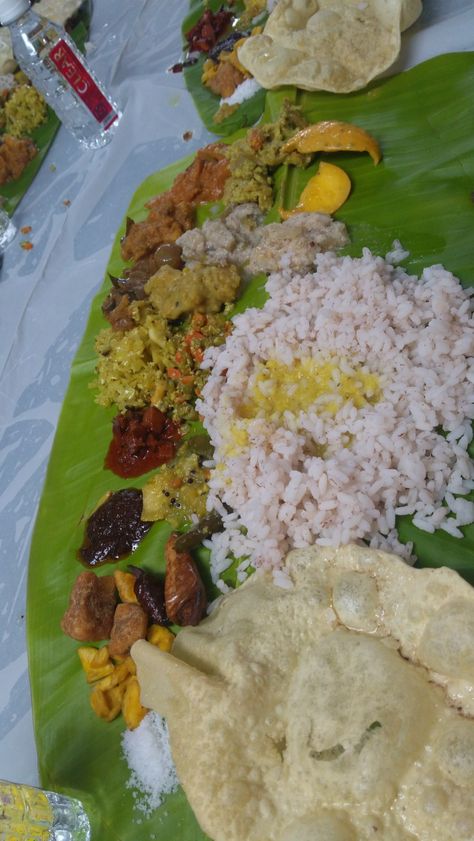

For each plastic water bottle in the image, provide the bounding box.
[0,0,121,149]
[0,779,91,840]
[0,206,16,249]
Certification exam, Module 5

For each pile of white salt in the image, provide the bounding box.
[121,711,178,816]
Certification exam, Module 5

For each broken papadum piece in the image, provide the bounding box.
[133,544,474,841]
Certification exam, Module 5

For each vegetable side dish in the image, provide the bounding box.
[0,73,47,184]
[62,104,382,730]
[58,110,474,841]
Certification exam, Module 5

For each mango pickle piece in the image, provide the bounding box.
[122,676,148,730]
[281,120,382,165]
[280,162,351,218]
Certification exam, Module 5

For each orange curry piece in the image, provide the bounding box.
[206,62,245,99]
[0,134,37,184]
[121,143,230,263]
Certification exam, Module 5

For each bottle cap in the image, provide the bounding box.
[0,0,30,25]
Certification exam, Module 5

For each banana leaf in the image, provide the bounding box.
[182,0,266,136]
[28,50,474,841]
[0,6,90,216]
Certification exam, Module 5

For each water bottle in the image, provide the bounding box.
[0,779,91,840]
[0,0,122,149]
[0,206,16,249]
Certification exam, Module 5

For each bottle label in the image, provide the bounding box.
[48,40,118,129]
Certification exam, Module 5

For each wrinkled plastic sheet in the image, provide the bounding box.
[0,0,472,783]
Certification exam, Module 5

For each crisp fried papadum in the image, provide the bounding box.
[133,545,474,841]
[238,0,422,93]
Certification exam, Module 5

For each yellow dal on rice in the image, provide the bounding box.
[240,357,381,418]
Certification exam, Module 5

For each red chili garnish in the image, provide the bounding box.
[169,57,198,73]
[105,407,181,478]
[185,7,233,53]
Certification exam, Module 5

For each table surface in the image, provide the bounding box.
[0,0,472,786]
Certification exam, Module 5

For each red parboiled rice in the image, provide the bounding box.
[197,250,474,588]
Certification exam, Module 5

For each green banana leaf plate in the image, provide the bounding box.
[182,0,266,136]
[0,5,90,216]
[28,50,474,841]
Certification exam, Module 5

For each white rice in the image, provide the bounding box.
[385,239,410,264]
[197,250,474,579]
[220,77,262,106]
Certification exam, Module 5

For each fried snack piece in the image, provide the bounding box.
[108,602,148,657]
[113,570,139,604]
[0,133,36,184]
[78,648,140,724]
[61,572,117,642]
[94,656,136,690]
[122,675,148,729]
[77,645,114,683]
[147,624,175,652]
[90,681,127,723]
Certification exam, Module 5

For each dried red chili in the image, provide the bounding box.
[105,407,181,478]
[185,7,233,54]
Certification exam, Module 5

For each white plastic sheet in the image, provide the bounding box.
[0,0,472,783]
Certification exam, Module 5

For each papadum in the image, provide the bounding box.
[238,0,423,93]
[133,544,474,841]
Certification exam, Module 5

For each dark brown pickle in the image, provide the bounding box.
[78,488,153,568]
[154,242,184,270]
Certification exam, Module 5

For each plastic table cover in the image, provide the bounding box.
[0,0,473,785]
